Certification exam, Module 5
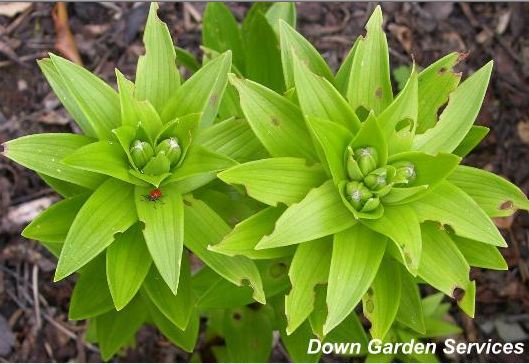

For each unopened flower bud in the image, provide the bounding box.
[155,137,182,167]
[361,197,380,212]
[392,161,416,185]
[364,167,389,190]
[345,147,363,181]
[345,181,372,210]
[354,146,378,175]
[130,139,154,170]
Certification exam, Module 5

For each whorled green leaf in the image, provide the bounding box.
[452,235,507,270]
[141,254,193,330]
[305,116,354,183]
[106,223,152,310]
[416,52,463,133]
[183,196,265,303]
[324,224,387,334]
[135,3,180,113]
[69,255,114,320]
[452,125,489,158]
[412,61,493,154]
[39,173,89,198]
[63,140,147,186]
[174,46,200,73]
[2,133,105,189]
[347,6,393,116]
[162,51,231,127]
[279,20,334,90]
[285,238,332,334]
[202,2,245,72]
[47,54,121,140]
[419,222,475,317]
[115,69,137,127]
[265,2,296,35]
[396,266,425,334]
[256,180,356,249]
[55,179,137,281]
[448,165,529,217]
[245,10,284,92]
[210,206,295,260]
[135,184,184,294]
[197,118,268,163]
[292,54,361,131]
[350,112,388,167]
[362,204,422,275]
[229,75,317,162]
[362,257,401,340]
[411,181,507,247]
[382,185,429,205]
[148,305,199,353]
[22,194,87,243]
[218,157,327,206]
[96,295,148,361]
[335,37,360,96]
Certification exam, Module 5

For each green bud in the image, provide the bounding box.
[361,197,380,212]
[345,146,364,181]
[364,167,389,190]
[354,146,378,175]
[155,137,182,167]
[130,139,154,170]
[392,161,416,185]
[345,181,372,210]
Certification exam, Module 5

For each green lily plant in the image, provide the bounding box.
[215,5,529,343]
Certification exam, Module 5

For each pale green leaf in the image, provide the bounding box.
[335,38,360,96]
[183,196,265,303]
[174,46,200,73]
[396,266,425,334]
[115,69,137,127]
[448,165,529,217]
[55,179,137,280]
[324,224,386,334]
[106,223,152,310]
[39,173,89,198]
[411,181,507,247]
[412,62,493,153]
[286,239,332,334]
[218,157,327,206]
[452,235,507,270]
[2,133,105,189]
[453,125,489,157]
[265,2,296,35]
[135,3,180,113]
[135,184,184,294]
[350,112,388,167]
[256,180,356,249]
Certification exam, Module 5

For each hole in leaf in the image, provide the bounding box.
[233,311,242,320]
[436,103,448,121]
[247,302,262,311]
[499,200,513,210]
[183,199,192,206]
[437,67,447,75]
[209,94,219,106]
[355,106,370,122]
[268,262,288,279]
[365,299,374,313]
[375,86,383,98]
[452,287,465,302]
[395,118,414,133]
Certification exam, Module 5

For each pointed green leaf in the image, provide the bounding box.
[141,254,193,330]
[135,3,180,113]
[324,224,387,334]
[396,266,426,334]
[279,20,334,89]
[306,116,354,183]
[106,223,152,310]
[96,295,148,361]
[257,180,356,249]
[281,320,321,363]
[265,2,296,34]
[197,118,268,163]
[69,255,114,320]
[2,133,105,189]
[285,239,332,334]
[183,196,265,303]
[115,69,137,127]
[448,165,529,217]
[202,2,245,72]
[453,125,489,157]
[174,46,200,73]
[211,206,295,260]
[452,235,507,270]
[335,38,360,96]
[411,181,507,247]
[193,267,254,309]
[245,11,284,92]
[362,205,421,275]
[382,185,429,205]
[22,194,87,243]
[39,173,89,198]
[350,112,388,167]
[162,51,231,126]
[135,184,183,294]
[362,257,401,340]
[63,141,146,186]
[412,62,493,153]
[55,179,137,280]
[419,223,475,317]
[47,54,120,139]
[229,75,317,162]
[417,52,462,133]
[149,305,199,352]
[218,157,327,206]
[326,312,369,355]
[347,6,393,115]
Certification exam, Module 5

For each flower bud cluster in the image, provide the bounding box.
[343,145,416,212]
[130,137,182,172]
